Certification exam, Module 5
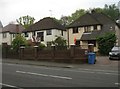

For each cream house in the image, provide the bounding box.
[67,11,118,52]
[0,24,24,45]
[0,21,3,45]
[23,17,67,46]
[115,23,120,46]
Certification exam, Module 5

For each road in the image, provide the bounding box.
[1,62,119,88]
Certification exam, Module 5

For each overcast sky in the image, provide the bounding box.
[0,0,119,26]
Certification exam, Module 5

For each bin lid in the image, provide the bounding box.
[88,52,95,54]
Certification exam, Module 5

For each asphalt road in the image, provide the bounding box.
[1,62,119,88]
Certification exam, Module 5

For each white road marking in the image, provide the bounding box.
[4,63,118,75]
[0,83,23,89]
[97,72,118,75]
[78,68,118,73]
[115,83,120,85]
[49,75,72,80]
[16,71,72,80]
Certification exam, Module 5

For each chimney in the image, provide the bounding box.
[16,24,19,33]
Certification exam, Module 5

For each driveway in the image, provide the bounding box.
[96,56,119,66]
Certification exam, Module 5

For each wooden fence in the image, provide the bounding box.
[2,45,88,63]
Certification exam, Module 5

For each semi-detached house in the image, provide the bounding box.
[0,24,24,45]
[67,11,120,52]
[23,17,67,46]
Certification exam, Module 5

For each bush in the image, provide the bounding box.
[52,36,67,46]
[38,43,46,50]
[11,34,27,52]
[97,32,116,55]
[52,36,67,50]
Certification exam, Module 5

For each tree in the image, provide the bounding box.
[52,36,67,47]
[59,9,86,25]
[58,4,120,25]
[11,34,27,52]
[59,15,69,26]
[16,15,35,29]
[97,32,116,55]
[103,4,120,20]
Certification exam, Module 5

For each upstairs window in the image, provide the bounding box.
[61,30,63,36]
[84,26,91,33]
[32,31,35,36]
[13,34,16,38]
[73,27,78,33]
[3,33,7,38]
[94,25,97,30]
[24,32,29,37]
[46,30,52,35]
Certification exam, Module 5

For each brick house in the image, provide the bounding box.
[67,11,119,52]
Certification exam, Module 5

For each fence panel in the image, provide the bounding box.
[23,47,35,60]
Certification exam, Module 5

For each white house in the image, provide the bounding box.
[23,17,67,46]
[0,24,24,45]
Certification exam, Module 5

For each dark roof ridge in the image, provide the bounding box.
[89,12,101,24]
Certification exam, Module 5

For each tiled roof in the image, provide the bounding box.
[0,21,3,28]
[67,13,100,28]
[24,17,65,32]
[67,12,116,28]
[1,24,24,33]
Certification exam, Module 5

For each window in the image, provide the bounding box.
[24,32,28,37]
[32,31,35,36]
[37,32,44,41]
[46,30,52,35]
[3,33,7,38]
[84,26,91,32]
[94,25,97,30]
[47,42,52,47]
[61,30,63,36]
[76,40,80,46]
[88,40,96,47]
[13,34,16,38]
[73,27,78,33]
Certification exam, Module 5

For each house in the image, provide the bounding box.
[0,21,3,45]
[0,24,24,45]
[23,17,67,46]
[115,23,120,46]
[67,11,119,52]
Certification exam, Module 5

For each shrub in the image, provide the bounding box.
[97,32,116,55]
[52,36,67,50]
[52,36,67,46]
[38,43,46,50]
[11,34,27,52]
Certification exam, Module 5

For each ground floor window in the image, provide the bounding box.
[88,40,96,47]
[37,32,44,41]
[76,40,80,46]
[47,41,52,47]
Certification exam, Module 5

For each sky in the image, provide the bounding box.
[0,0,119,26]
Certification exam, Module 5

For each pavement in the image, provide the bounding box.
[2,56,119,71]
